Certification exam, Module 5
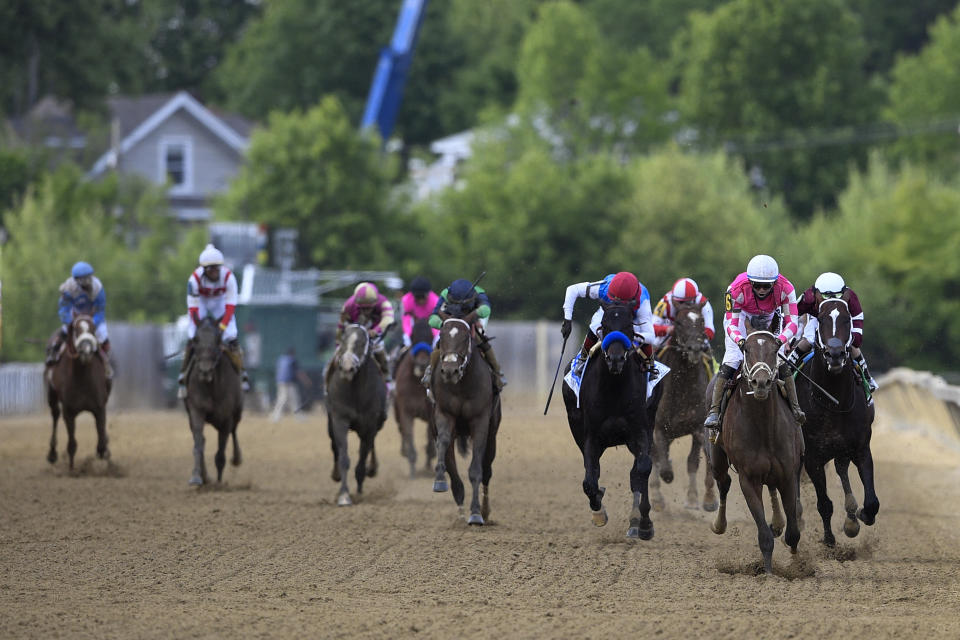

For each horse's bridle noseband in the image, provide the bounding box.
[440,317,472,380]
[741,330,777,386]
[338,324,370,371]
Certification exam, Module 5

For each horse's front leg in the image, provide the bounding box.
[94,408,110,461]
[64,411,78,471]
[582,435,607,527]
[231,427,242,467]
[696,428,718,511]
[648,426,667,511]
[806,459,836,546]
[709,441,732,535]
[432,410,453,493]
[739,475,774,575]
[214,426,229,483]
[626,428,655,540]
[329,416,352,506]
[834,458,861,537]
[355,435,371,495]
[466,416,491,525]
[853,447,880,526]
[188,410,206,486]
[685,431,704,509]
[47,385,60,464]
[768,486,786,537]
[397,407,417,478]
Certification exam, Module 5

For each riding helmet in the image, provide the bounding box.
[198,244,225,267]
[671,277,699,302]
[71,261,94,278]
[746,254,778,284]
[814,272,845,297]
[608,272,640,303]
[409,276,431,296]
[354,282,380,306]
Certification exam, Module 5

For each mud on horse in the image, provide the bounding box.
[45,314,111,470]
[562,303,661,540]
[795,297,879,546]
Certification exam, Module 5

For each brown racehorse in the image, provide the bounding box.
[393,318,436,478]
[650,299,717,512]
[707,328,804,574]
[45,314,111,470]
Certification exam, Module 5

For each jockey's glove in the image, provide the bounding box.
[561,319,572,339]
[218,322,228,332]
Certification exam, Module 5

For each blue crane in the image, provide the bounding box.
[360,0,430,142]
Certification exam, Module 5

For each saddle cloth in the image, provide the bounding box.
[564,351,670,409]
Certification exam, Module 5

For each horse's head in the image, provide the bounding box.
[194,317,223,383]
[410,318,434,378]
[672,300,707,364]
[335,324,370,381]
[437,318,472,384]
[70,314,99,364]
[599,303,635,375]
[741,329,780,400]
[816,298,852,373]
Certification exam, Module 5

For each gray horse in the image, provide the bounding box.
[326,324,387,506]
[183,317,243,486]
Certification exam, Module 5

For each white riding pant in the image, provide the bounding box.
[721,312,787,368]
[187,312,238,341]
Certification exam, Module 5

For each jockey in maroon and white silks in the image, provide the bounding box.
[722,271,799,368]
[652,277,715,350]
[187,262,239,342]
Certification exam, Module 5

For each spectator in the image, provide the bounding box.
[271,347,311,422]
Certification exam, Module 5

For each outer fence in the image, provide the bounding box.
[1,319,579,415]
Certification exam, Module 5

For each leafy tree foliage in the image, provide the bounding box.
[215,97,407,270]
[583,0,720,60]
[847,0,960,75]
[677,0,880,217]
[0,168,204,361]
[885,5,960,169]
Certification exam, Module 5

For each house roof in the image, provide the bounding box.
[88,91,253,177]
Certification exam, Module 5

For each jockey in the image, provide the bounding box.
[424,278,506,391]
[787,272,878,392]
[400,276,439,347]
[48,261,113,378]
[178,244,249,398]
[336,282,395,385]
[704,254,805,435]
[561,271,656,377]
[652,277,716,351]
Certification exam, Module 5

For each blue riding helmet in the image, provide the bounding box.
[447,279,476,303]
[71,261,94,278]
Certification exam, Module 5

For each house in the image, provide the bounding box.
[88,91,253,222]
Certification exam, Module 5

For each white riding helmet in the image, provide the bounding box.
[746,254,779,284]
[815,272,845,297]
[671,277,700,302]
[198,244,224,267]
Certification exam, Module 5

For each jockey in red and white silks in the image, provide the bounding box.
[722,267,799,368]
[186,245,238,342]
[652,277,716,350]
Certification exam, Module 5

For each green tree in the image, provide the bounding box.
[677,0,880,217]
[583,0,720,60]
[885,5,960,170]
[847,0,959,75]
[215,97,406,270]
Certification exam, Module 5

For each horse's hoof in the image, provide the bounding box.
[637,525,654,541]
[822,536,836,548]
[702,498,719,512]
[367,467,378,479]
[591,507,608,527]
[467,513,484,526]
[188,474,203,486]
[770,522,784,538]
[231,455,242,467]
[857,508,876,526]
[337,492,353,507]
[685,492,699,510]
[331,469,341,482]
[660,469,674,484]
[47,450,57,464]
[711,519,726,535]
[843,517,860,538]
[433,479,448,493]
[651,496,665,512]
[626,526,640,539]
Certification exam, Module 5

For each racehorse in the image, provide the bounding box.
[429,314,502,525]
[707,328,804,574]
[183,317,243,486]
[649,299,717,511]
[45,314,111,470]
[326,323,387,506]
[561,304,659,540]
[796,297,878,546]
[393,318,436,478]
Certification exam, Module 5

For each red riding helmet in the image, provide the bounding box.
[608,271,640,303]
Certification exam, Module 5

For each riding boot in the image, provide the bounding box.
[779,363,806,424]
[572,333,598,377]
[100,340,114,380]
[421,348,441,401]
[374,348,394,398]
[479,340,507,392]
[853,353,878,393]
[704,364,736,440]
[228,342,251,392]
[46,331,65,367]
[177,340,195,399]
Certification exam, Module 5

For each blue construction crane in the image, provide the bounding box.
[360,0,429,142]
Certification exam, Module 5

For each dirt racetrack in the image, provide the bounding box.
[2,391,959,639]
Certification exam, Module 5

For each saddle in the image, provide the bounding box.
[717,370,790,428]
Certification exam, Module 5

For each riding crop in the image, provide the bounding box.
[778,353,839,405]
[543,334,569,415]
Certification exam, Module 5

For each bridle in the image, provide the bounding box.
[741,330,777,386]
[440,317,472,381]
[337,324,370,372]
[816,298,852,353]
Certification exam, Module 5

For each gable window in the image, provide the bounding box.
[158,135,193,194]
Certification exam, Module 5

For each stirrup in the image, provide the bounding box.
[703,410,720,429]
[572,353,587,377]
[177,384,188,400]
[707,427,719,445]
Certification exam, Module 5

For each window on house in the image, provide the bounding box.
[165,144,185,186]
[159,135,192,193]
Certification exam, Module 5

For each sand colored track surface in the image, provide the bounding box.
[2,383,959,638]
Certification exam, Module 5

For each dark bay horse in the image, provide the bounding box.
[45,314,111,470]
[650,299,717,511]
[326,323,387,506]
[796,298,878,546]
[708,328,804,574]
[430,316,502,525]
[183,317,243,486]
[562,304,659,540]
[393,318,436,478]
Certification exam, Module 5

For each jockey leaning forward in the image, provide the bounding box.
[423,278,506,392]
[561,271,657,377]
[335,282,395,388]
[400,276,439,347]
[787,271,878,393]
[652,277,716,351]
[177,244,250,398]
[704,254,805,438]
[48,261,113,379]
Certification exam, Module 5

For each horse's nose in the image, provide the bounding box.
[827,337,843,350]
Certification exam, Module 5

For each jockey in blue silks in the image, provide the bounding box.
[47,261,112,377]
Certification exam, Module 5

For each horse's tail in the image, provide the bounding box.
[456,431,470,456]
